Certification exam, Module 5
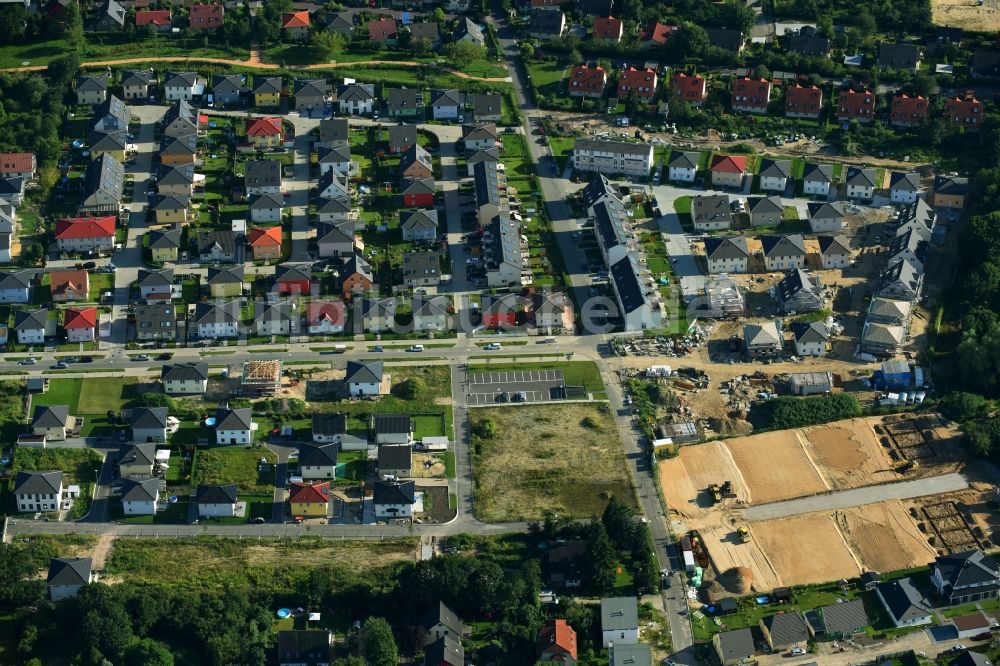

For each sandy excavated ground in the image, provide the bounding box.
[800,418,898,491]
[836,500,938,573]
[725,430,828,505]
[752,513,862,586]
[700,524,782,593]
[659,441,749,518]
[933,0,1000,31]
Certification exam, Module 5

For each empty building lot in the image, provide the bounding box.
[466,369,568,405]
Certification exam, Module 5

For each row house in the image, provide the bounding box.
[568,65,607,99]
[890,94,929,128]
[671,73,706,106]
[785,84,822,119]
[731,77,770,114]
[617,67,658,101]
[837,88,876,123]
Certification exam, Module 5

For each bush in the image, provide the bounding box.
[391,377,425,401]
[754,394,861,430]
[473,417,499,441]
[139,392,176,410]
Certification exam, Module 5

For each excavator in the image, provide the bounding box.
[893,459,919,473]
[737,526,751,543]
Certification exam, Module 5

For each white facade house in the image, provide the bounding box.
[573,139,654,177]
[196,484,237,517]
[215,408,254,445]
[762,235,807,272]
[704,237,749,274]
[758,159,792,192]
[163,72,199,101]
[846,168,877,200]
[667,151,699,183]
[889,172,920,204]
[819,235,852,269]
[346,360,385,397]
[802,163,834,197]
[14,471,65,513]
[373,480,416,519]
[876,580,933,628]
[808,201,847,234]
[601,597,640,648]
[249,194,283,224]
[792,321,829,357]
[161,362,209,394]
[122,477,160,516]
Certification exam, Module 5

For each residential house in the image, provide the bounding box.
[533,291,573,331]
[249,193,284,224]
[88,130,127,163]
[316,117,349,149]
[92,0,125,30]
[808,201,848,233]
[63,307,97,342]
[413,296,451,331]
[288,481,330,517]
[316,222,355,258]
[818,234,851,268]
[789,25,830,56]
[671,72,706,106]
[934,174,969,209]
[32,405,71,441]
[196,230,238,262]
[368,17,398,45]
[875,579,933,627]
[932,550,1000,605]
[386,88,424,120]
[338,83,375,115]
[747,196,783,226]
[14,470,65,513]
[815,599,869,639]
[712,628,754,666]
[762,234,807,271]
[792,321,829,356]
[148,227,181,262]
[785,83,823,119]
[889,171,921,204]
[846,167,877,200]
[244,160,281,196]
[274,263,311,295]
[91,95,130,132]
[317,168,350,200]
[133,304,176,341]
[252,76,283,108]
[161,100,199,138]
[318,146,357,177]
[462,123,498,151]
[709,154,747,189]
[152,194,190,225]
[640,21,676,48]
[0,153,35,180]
[572,139,653,177]
[157,164,195,197]
[528,8,565,38]
[305,300,346,334]
[837,88,876,123]
[359,297,396,334]
[609,645,651,666]
[401,209,439,242]
[760,612,810,651]
[731,77,770,114]
[215,407,254,445]
[14,309,50,344]
[47,558,93,600]
[878,42,922,72]
[419,602,465,646]
[388,124,418,154]
[340,254,375,297]
[131,407,168,443]
[600,597,639,647]
[193,299,241,337]
[483,213,524,288]
[294,78,333,115]
[453,17,485,47]
[276,630,332,666]
[537,619,577,662]
[667,150,700,182]
[802,163,835,198]
[378,444,412,478]
[282,11,310,41]
[346,359,386,396]
[471,93,503,122]
[400,144,433,179]
[618,67,658,101]
[704,236,749,273]
[159,133,198,166]
[944,94,983,131]
[890,94,929,127]
[255,300,296,336]
[430,89,465,121]
[190,2,224,29]
[0,270,32,303]
[50,270,88,303]
[79,154,125,215]
[692,194,731,231]
[402,178,436,208]
[704,27,744,52]
[121,477,160,516]
[161,362,209,395]
[195,483,237,517]
[743,320,783,358]
[211,74,243,107]
[121,69,154,102]
[135,9,171,30]
[163,71,199,102]
[373,479,415,519]
[756,160,791,193]
[245,117,283,150]
[247,225,283,261]
[776,268,824,313]
[952,613,992,640]
[375,414,413,444]
[425,637,463,666]
[401,251,441,288]
[75,74,107,106]
[326,12,354,37]
[54,215,116,255]
[482,292,523,328]
[567,64,607,98]
[878,259,922,301]
[0,177,24,205]
[298,441,338,479]
[593,15,623,41]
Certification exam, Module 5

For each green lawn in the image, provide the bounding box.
[31,378,82,412]
[525,60,568,87]
[192,447,277,495]
[76,377,138,414]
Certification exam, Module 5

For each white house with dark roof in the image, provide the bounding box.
[317,223,354,258]
[704,236,749,274]
[712,628,754,666]
[878,259,922,301]
[0,270,33,303]
[932,550,1000,605]
[311,412,346,445]
[161,362,209,394]
[298,441,339,479]
[32,405,72,441]
[462,123,498,151]
[122,477,160,516]
[758,159,792,192]
[338,83,375,116]
[875,579,933,627]
[14,470,68,512]
[137,268,181,301]
[163,71,200,101]
[215,408,254,445]
[889,171,921,204]
[572,139,654,177]
[431,89,465,120]
[792,321,829,356]
[808,201,848,233]
[692,194,731,231]
[48,557,93,600]
[412,295,451,331]
[747,196,784,227]
[818,235,851,268]
[762,234,807,271]
[345,360,386,397]
[668,150,700,182]
[193,301,240,339]
[744,320,783,358]
[373,479,416,519]
[375,414,413,445]
[196,483,237,517]
[14,309,51,344]
[131,407,168,443]
[600,597,639,647]
[802,163,834,197]
[846,167,877,200]
[401,209,439,242]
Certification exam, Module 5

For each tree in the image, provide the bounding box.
[77,584,135,659]
[360,617,398,666]
[0,5,27,44]
[939,392,991,423]
[473,417,499,440]
[332,659,366,666]
[432,7,445,23]
[312,30,346,60]
[601,496,635,547]
[443,41,486,67]
[392,376,425,400]
[124,639,174,666]
[585,523,617,593]
[519,42,534,59]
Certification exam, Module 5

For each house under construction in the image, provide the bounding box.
[241,359,283,394]
[701,274,745,318]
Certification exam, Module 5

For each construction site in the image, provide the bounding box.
[663,413,985,595]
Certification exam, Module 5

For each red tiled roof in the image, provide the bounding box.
[135,9,171,26]
[246,117,282,137]
[837,88,876,119]
[568,65,607,94]
[50,270,88,297]
[537,619,578,660]
[671,73,705,103]
[785,84,823,113]
[248,225,282,247]
[288,481,329,504]
[63,307,97,330]
[307,301,345,325]
[190,2,224,26]
[282,10,309,28]
[640,22,676,44]
[890,93,929,124]
[710,154,748,173]
[617,66,658,99]
[592,16,623,40]
[54,216,116,240]
[368,17,397,41]
[0,153,34,173]
[944,95,984,127]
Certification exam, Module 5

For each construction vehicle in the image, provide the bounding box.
[737,526,751,543]
[721,480,736,498]
[709,484,722,503]
[893,460,919,473]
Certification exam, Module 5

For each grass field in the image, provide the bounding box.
[471,403,634,522]
[192,447,277,495]
[32,377,138,415]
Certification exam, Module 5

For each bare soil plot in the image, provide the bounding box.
[699,525,782,593]
[751,513,862,585]
[933,0,1000,31]
[472,404,634,522]
[724,430,828,504]
[411,452,446,478]
[658,441,748,518]
[801,418,897,490]
[836,500,938,573]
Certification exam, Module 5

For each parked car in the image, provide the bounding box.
[484,343,501,350]
[18,358,36,365]
[372,345,383,353]
[51,361,68,369]
[406,345,424,352]
[133,354,150,361]
[155,353,173,361]
[79,356,93,363]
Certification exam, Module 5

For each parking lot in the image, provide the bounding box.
[467,369,567,405]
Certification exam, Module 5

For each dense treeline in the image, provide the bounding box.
[752,394,861,430]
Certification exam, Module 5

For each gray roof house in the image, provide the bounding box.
[713,627,754,666]
[386,88,424,119]
[388,124,418,154]
[875,578,933,627]
[776,268,823,313]
[76,73,109,106]
[130,406,168,443]
[744,320,783,357]
[878,259,922,301]
[408,21,440,48]
[326,11,355,36]
[400,209,439,242]
[878,41,922,71]
[294,78,333,113]
[747,195,783,227]
[760,611,810,649]
[244,159,281,194]
[211,74,244,107]
[205,266,245,293]
[471,93,503,122]
[47,557,93,600]
[80,154,124,213]
[454,17,485,47]
[815,599,869,638]
[134,304,176,340]
[932,550,1000,605]
[430,89,465,120]
[317,117,349,148]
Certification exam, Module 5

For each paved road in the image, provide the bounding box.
[742,472,970,521]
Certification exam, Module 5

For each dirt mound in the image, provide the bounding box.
[719,566,753,595]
